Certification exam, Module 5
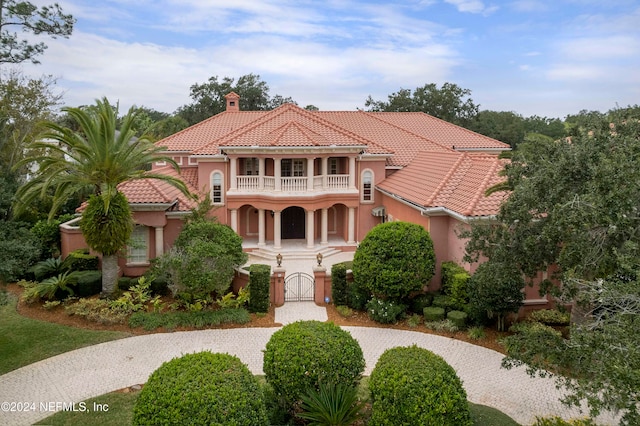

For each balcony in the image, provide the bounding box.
[233,174,352,193]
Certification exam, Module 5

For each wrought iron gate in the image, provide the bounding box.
[284,272,315,302]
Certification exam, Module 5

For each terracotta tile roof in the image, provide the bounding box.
[377,151,509,218]
[156,104,508,167]
[192,104,390,155]
[117,166,199,211]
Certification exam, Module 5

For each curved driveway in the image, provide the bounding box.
[0,324,617,425]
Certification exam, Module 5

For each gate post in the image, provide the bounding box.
[272,266,286,306]
[313,265,327,305]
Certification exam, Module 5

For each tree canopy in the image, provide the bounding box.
[464,116,640,423]
[0,0,75,64]
[175,73,296,125]
[365,82,479,127]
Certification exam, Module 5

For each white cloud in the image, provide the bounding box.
[445,0,498,15]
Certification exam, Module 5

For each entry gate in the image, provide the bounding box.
[284,272,315,302]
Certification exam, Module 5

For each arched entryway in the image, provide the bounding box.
[281,206,305,239]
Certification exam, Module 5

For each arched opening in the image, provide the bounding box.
[281,206,305,239]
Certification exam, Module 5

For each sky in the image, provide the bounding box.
[16,0,640,119]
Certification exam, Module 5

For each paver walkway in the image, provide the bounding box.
[0,308,618,426]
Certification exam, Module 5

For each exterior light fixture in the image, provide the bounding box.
[316,252,323,266]
[276,253,283,267]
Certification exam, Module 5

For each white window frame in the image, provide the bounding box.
[244,158,259,175]
[127,225,149,265]
[328,157,339,175]
[361,169,374,203]
[211,171,224,204]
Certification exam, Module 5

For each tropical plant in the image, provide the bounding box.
[22,271,78,302]
[13,97,192,295]
[298,382,365,426]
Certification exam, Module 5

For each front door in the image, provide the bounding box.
[282,206,305,239]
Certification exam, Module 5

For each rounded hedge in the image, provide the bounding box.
[263,320,365,410]
[369,345,472,426]
[132,351,268,426]
[353,221,435,300]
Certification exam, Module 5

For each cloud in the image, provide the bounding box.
[445,0,498,15]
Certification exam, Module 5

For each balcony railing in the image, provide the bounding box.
[233,174,351,193]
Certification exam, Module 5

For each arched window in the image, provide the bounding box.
[211,171,224,204]
[361,169,374,203]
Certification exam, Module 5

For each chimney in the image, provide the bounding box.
[225,92,240,112]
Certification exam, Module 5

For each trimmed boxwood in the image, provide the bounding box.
[132,351,268,425]
[447,310,468,328]
[433,294,457,312]
[331,262,349,306]
[369,345,472,426]
[248,263,270,313]
[64,248,99,272]
[74,270,102,297]
[424,306,445,322]
[263,320,365,411]
[410,293,433,314]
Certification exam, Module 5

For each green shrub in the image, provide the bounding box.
[447,310,468,328]
[528,309,570,326]
[298,382,365,425]
[74,270,102,297]
[432,294,457,312]
[407,313,422,328]
[353,221,435,300]
[248,264,270,313]
[425,319,459,333]
[30,257,68,281]
[129,308,250,330]
[0,221,41,283]
[369,345,472,426]
[336,305,353,317]
[346,279,370,311]
[64,249,99,272]
[117,276,134,291]
[263,321,365,412]
[133,352,268,426]
[467,326,486,340]
[441,261,467,294]
[424,306,445,322]
[409,293,433,314]
[450,272,470,308]
[331,262,349,306]
[366,297,405,324]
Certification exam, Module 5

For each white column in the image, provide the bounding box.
[155,226,164,257]
[348,156,356,189]
[307,157,314,191]
[306,209,315,248]
[258,157,265,190]
[230,209,238,232]
[347,207,356,244]
[321,157,328,189]
[321,208,328,245]
[274,210,282,249]
[258,208,266,247]
[229,157,237,190]
[275,158,282,191]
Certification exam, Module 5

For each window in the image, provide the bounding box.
[329,158,339,175]
[281,159,305,177]
[128,225,148,264]
[242,158,259,175]
[362,170,373,202]
[211,171,224,204]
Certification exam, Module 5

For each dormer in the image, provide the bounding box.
[225,92,240,112]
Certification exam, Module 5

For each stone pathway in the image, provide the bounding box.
[0,320,619,426]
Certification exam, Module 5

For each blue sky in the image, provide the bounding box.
[19,0,640,119]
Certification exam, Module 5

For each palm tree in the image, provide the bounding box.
[14,97,192,295]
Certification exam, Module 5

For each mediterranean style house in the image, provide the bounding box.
[60,92,550,306]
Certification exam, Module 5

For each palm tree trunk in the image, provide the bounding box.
[101,254,119,295]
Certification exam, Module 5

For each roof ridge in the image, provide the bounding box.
[424,152,468,205]
[363,111,455,153]
[268,120,323,146]
[463,156,502,216]
[144,177,172,203]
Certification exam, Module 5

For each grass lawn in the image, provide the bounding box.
[0,291,131,375]
[38,386,520,426]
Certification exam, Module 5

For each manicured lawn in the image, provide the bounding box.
[0,291,130,375]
